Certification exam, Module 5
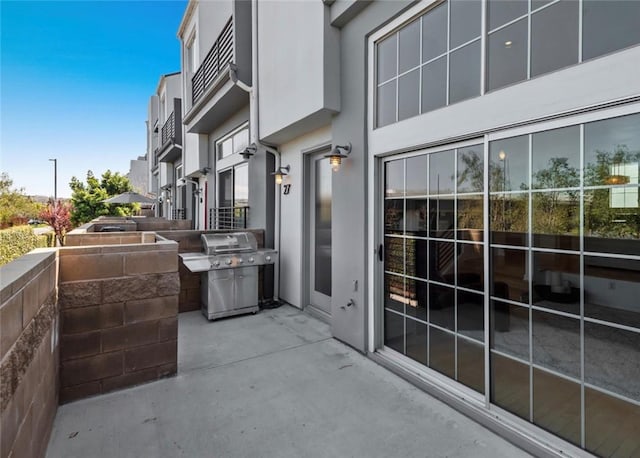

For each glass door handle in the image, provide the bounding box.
[378,244,383,262]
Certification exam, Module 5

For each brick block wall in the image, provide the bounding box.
[0,250,58,458]
[57,240,179,404]
[156,230,265,313]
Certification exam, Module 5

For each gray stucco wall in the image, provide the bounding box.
[329,1,413,351]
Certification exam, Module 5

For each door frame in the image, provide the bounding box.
[302,143,333,322]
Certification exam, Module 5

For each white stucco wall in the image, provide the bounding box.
[278,125,332,308]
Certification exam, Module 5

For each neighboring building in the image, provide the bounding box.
[174,1,640,456]
[126,155,148,193]
[146,71,198,224]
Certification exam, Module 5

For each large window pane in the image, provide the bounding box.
[491,247,529,303]
[533,368,581,446]
[233,163,248,207]
[490,193,529,246]
[491,301,529,360]
[429,326,455,378]
[421,56,447,113]
[449,41,481,104]
[532,126,580,190]
[429,283,455,329]
[487,18,528,92]
[584,113,640,188]
[398,69,420,121]
[457,290,484,341]
[430,241,456,285]
[457,144,484,193]
[406,238,428,281]
[377,80,397,128]
[385,159,404,197]
[585,321,640,402]
[384,310,404,352]
[450,0,481,49]
[490,135,529,192]
[530,0,579,77]
[385,274,405,313]
[384,199,403,235]
[457,337,485,393]
[491,352,530,419]
[406,199,428,237]
[384,236,404,274]
[406,317,428,365]
[585,387,640,457]
[429,198,454,238]
[406,278,427,321]
[429,150,455,194]
[457,243,484,291]
[399,19,420,73]
[422,3,448,62]
[457,195,483,241]
[487,0,527,31]
[532,191,580,251]
[532,311,580,377]
[406,155,428,196]
[533,252,580,315]
[584,256,640,330]
[377,34,397,82]
[584,188,640,256]
[583,1,640,61]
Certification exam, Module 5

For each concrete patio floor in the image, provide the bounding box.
[46,305,530,458]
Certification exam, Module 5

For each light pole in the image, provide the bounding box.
[49,158,57,202]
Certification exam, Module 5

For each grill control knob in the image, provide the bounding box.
[225,259,232,266]
[249,257,254,263]
[265,256,272,262]
[213,261,220,267]
[238,258,243,264]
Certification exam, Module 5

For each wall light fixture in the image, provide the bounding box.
[271,165,290,185]
[325,142,352,172]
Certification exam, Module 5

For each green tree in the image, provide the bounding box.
[0,173,43,228]
[69,170,136,225]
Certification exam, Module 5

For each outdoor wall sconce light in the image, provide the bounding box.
[325,142,352,172]
[271,165,290,185]
[241,143,257,160]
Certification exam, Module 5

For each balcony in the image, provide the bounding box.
[191,18,233,105]
[183,6,252,134]
[209,206,249,229]
[157,98,182,164]
[172,208,186,220]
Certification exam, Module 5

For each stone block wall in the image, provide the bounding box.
[156,230,265,313]
[57,240,179,404]
[65,231,155,247]
[0,249,58,458]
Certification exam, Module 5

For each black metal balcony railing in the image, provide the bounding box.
[172,208,186,220]
[161,111,176,145]
[192,18,233,104]
[209,206,249,230]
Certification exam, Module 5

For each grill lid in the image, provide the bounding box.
[201,232,257,255]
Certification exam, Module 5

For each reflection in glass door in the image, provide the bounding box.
[380,112,640,456]
[309,155,332,316]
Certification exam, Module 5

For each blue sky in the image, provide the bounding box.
[1,0,187,197]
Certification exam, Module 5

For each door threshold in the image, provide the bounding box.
[305,304,331,324]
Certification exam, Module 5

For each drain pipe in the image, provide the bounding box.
[229,0,281,303]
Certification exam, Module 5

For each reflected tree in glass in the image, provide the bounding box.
[531,157,580,243]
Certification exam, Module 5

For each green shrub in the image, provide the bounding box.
[0,226,46,266]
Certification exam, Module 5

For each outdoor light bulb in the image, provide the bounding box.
[330,155,341,172]
[275,173,283,185]
[498,150,506,160]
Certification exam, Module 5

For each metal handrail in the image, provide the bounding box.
[161,111,176,145]
[209,206,249,230]
[192,18,233,104]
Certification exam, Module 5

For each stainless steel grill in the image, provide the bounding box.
[180,232,277,320]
